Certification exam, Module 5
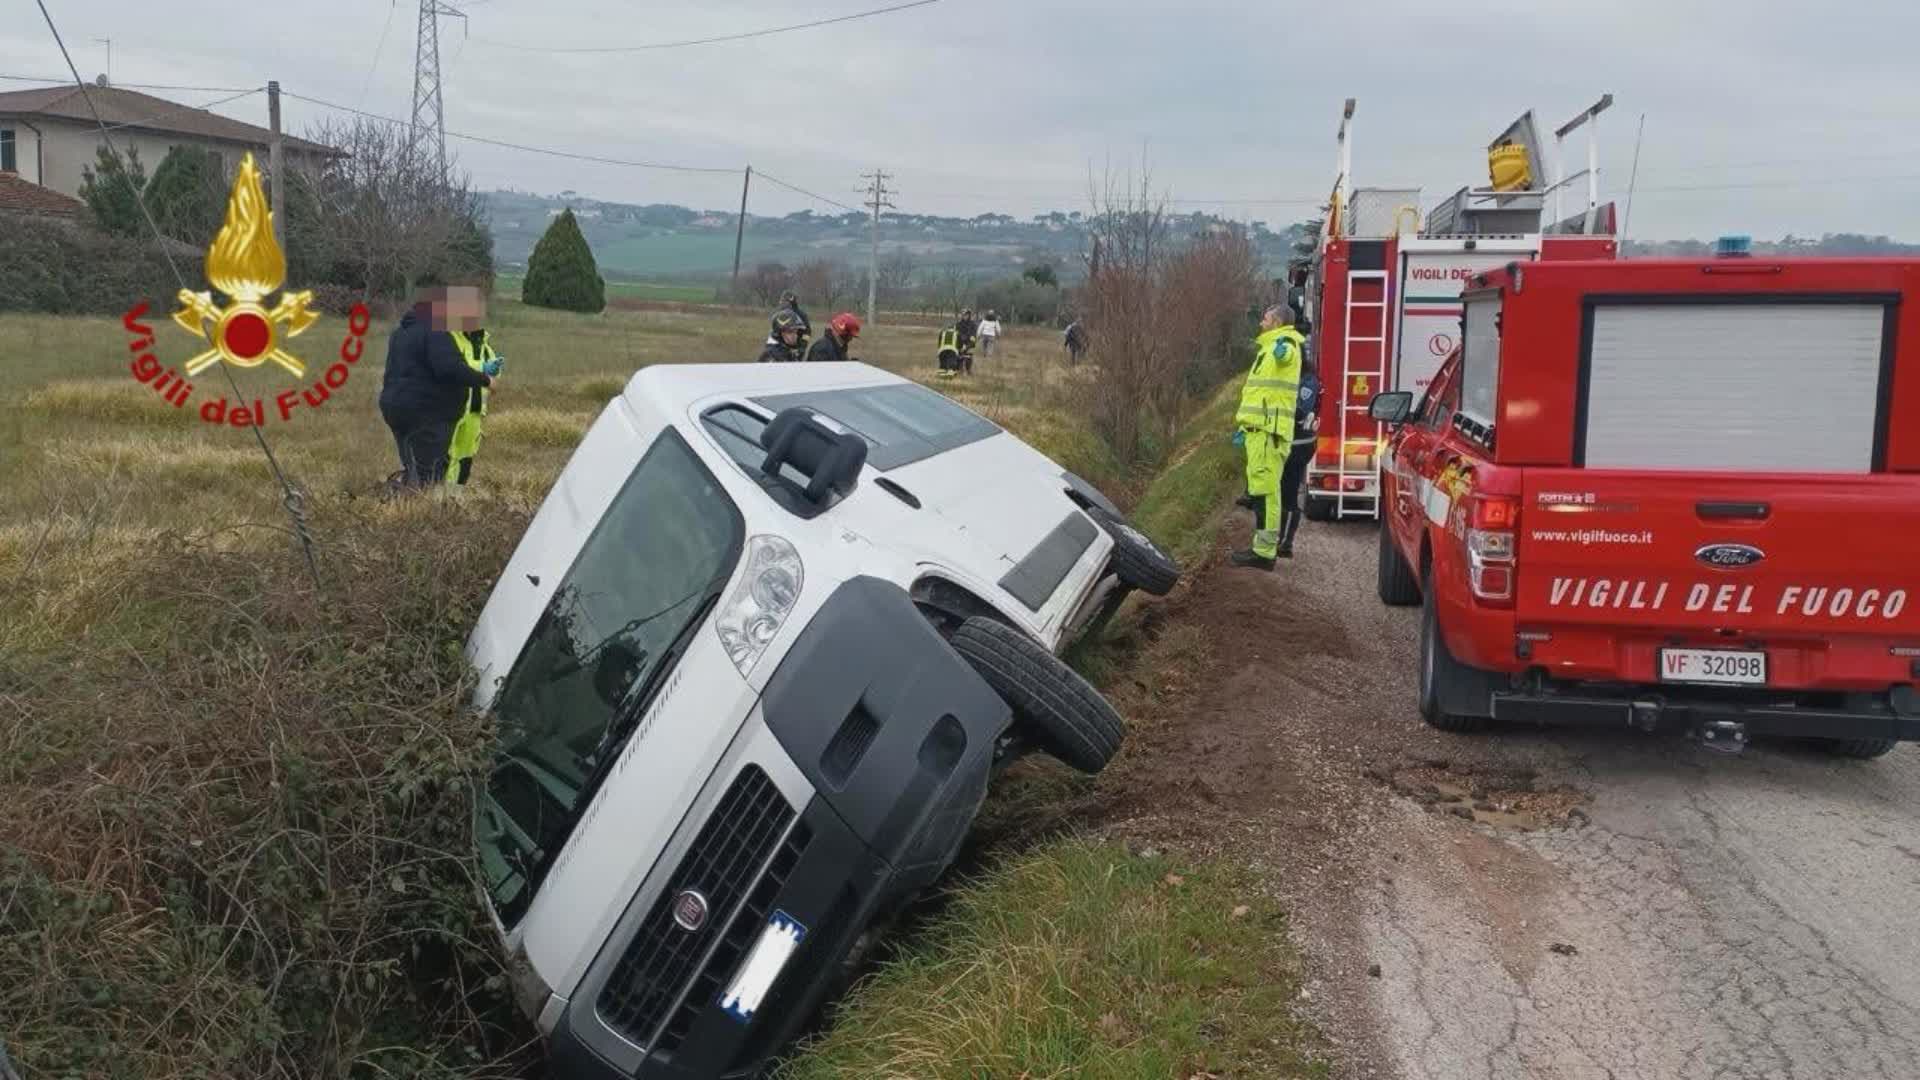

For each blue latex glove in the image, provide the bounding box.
[482,357,504,377]
[1231,429,1246,448]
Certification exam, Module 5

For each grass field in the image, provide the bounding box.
[0,297,1317,1077]
[492,273,718,303]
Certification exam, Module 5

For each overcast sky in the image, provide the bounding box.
[5,0,1916,239]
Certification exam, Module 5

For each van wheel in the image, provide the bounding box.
[1377,523,1421,607]
[1083,504,1180,596]
[950,617,1124,773]
[1823,738,1898,760]
[1305,496,1336,523]
[1418,587,1489,733]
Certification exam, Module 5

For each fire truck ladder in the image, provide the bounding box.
[1336,269,1389,519]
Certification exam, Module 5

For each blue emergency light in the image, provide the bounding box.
[1715,235,1753,258]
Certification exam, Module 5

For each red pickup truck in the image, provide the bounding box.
[1370,256,1920,756]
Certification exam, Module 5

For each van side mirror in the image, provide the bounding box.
[760,407,868,504]
[1369,391,1414,425]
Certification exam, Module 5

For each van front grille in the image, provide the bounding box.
[595,764,797,1050]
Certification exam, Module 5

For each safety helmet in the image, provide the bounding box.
[961,307,974,317]
[781,290,798,305]
[829,312,862,339]
[772,310,803,336]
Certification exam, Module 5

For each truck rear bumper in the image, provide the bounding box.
[1491,689,1920,742]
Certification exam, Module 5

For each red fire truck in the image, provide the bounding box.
[1301,98,1618,522]
[1369,253,1920,756]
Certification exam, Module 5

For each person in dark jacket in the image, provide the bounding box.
[759,310,806,362]
[769,290,811,345]
[804,311,861,363]
[954,307,979,351]
[379,284,495,490]
[1277,358,1322,558]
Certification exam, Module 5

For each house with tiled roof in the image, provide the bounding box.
[0,172,84,219]
[0,80,338,201]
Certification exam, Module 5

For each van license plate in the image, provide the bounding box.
[1659,649,1767,686]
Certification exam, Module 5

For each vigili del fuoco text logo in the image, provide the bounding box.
[121,152,370,427]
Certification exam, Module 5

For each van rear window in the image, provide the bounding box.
[1581,301,1888,472]
[752,383,999,470]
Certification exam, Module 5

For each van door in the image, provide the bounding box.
[1514,298,1920,643]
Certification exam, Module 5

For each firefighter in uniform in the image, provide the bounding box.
[446,321,503,486]
[1231,305,1305,570]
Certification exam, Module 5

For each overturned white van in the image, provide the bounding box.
[464,361,1178,1078]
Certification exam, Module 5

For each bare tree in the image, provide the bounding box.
[744,261,793,307]
[793,258,847,312]
[286,117,489,306]
[877,249,917,309]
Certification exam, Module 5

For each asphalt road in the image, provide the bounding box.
[1207,522,1920,1080]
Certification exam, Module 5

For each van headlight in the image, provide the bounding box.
[716,535,804,675]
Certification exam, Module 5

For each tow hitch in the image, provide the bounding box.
[1695,719,1749,755]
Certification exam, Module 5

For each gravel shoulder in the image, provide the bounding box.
[1101,516,1920,1080]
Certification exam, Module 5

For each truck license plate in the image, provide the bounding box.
[1659,649,1767,686]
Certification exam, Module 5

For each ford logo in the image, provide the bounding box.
[671,889,710,932]
[1696,543,1765,569]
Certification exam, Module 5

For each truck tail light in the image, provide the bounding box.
[1466,494,1519,606]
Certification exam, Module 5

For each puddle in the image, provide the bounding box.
[1370,761,1588,831]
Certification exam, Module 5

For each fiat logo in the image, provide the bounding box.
[671,889,710,932]
[1696,543,1765,569]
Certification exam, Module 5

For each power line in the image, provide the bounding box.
[282,89,739,174]
[755,170,863,213]
[30,0,320,588]
[0,71,260,93]
[357,0,402,108]
[470,0,941,54]
[97,86,265,135]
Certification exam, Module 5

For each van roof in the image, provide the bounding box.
[620,361,907,413]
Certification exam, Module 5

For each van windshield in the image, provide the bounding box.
[476,430,744,925]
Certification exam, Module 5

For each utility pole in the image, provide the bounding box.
[267,80,285,252]
[410,0,464,181]
[731,165,752,290]
[859,169,894,326]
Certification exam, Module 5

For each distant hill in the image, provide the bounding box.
[482,189,1305,283]
[1624,233,1920,257]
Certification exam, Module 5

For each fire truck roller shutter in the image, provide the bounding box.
[1579,300,1890,473]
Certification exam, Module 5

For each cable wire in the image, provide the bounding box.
[470,0,940,54]
[32,0,321,588]
[753,170,863,214]
[282,90,740,174]
[97,86,265,136]
[0,71,260,93]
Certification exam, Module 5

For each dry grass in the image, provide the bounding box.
[0,297,1285,1078]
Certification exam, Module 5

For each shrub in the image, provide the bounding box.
[78,145,147,237]
[144,145,227,245]
[0,215,175,315]
[522,209,606,313]
[0,499,539,1078]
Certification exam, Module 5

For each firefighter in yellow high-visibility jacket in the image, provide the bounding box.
[446,326,502,486]
[1231,305,1306,570]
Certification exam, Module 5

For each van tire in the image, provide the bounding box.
[1305,496,1337,523]
[1378,523,1422,607]
[1418,587,1490,733]
[1084,505,1180,596]
[950,617,1124,773]
[1823,737,1898,760]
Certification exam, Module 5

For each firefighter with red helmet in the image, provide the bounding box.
[1231,304,1306,571]
[805,312,862,363]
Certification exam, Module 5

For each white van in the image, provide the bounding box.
[464,361,1178,1078]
